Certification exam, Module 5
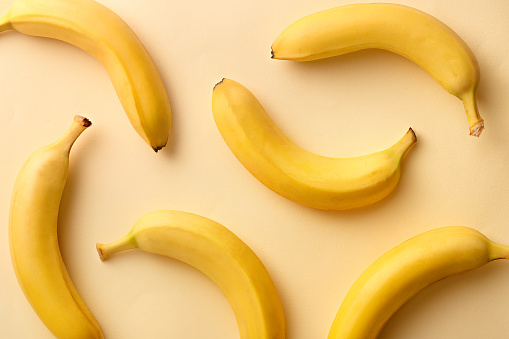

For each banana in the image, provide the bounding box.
[0,0,171,151]
[271,3,484,137]
[212,78,416,210]
[96,210,286,339]
[9,115,103,338]
[328,226,509,339]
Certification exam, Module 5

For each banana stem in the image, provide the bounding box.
[489,241,509,261]
[389,128,417,157]
[96,235,136,261]
[54,115,92,153]
[462,90,484,137]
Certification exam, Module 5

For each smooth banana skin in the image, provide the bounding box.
[9,116,103,339]
[96,210,285,339]
[328,226,509,339]
[212,78,416,210]
[271,3,484,137]
[0,0,171,151]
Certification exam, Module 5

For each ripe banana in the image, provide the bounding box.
[0,0,171,151]
[9,115,103,338]
[212,78,416,210]
[96,210,286,339]
[271,3,484,137]
[328,226,509,339]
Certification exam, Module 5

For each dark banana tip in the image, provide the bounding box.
[82,118,92,127]
[74,115,92,127]
[214,78,225,90]
[271,47,275,59]
[408,127,416,141]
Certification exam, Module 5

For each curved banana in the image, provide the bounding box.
[271,3,484,136]
[96,210,285,339]
[212,78,416,210]
[328,226,509,339]
[9,116,103,338]
[0,0,171,151]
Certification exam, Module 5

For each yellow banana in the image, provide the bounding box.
[271,3,484,136]
[96,210,285,339]
[328,226,509,339]
[212,78,416,210]
[9,115,103,339]
[0,0,171,151]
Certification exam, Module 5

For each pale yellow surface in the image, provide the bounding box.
[0,0,508,338]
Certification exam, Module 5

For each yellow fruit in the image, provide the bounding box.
[9,116,103,339]
[97,210,285,339]
[272,3,483,136]
[328,226,509,339]
[212,78,416,210]
[0,0,171,151]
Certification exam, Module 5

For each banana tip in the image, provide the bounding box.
[214,78,225,90]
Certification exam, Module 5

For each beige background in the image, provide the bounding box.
[1,0,509,338]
